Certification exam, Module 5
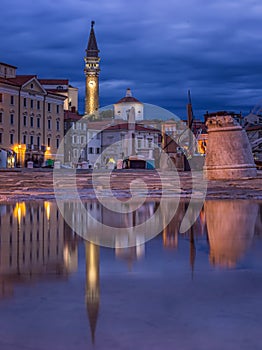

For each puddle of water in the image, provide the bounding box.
[0,200,261,350]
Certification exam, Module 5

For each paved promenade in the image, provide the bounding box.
[0,169,261,202]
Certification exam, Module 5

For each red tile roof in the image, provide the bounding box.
[0,77,20,86]
[39,79,69,85]
[46,88,68,93]
[0,62,17,69]
[104,122,159,133]
[87,120,113,130]
[115,96,142,104]
[246,125,262,131]
[64,111,82,121]
[7,75,36,85]
[46,90,67,99]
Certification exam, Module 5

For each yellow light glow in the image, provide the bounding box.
[13,202,26,225]
[44,201,51,221]
[47,146,51,151]
[88,243,98,285]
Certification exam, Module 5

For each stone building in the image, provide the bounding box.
[64,110,88,165]
[39,79,78,112]
[0,62,66,167]
[114,88,144,121]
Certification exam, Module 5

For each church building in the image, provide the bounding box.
[114,88,144,121]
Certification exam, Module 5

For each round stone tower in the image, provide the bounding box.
[204,114,257,179]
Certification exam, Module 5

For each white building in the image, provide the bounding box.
[114,88,144,121]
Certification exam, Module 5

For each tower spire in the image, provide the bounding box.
[86,21,99,57]
[84,21,100,116]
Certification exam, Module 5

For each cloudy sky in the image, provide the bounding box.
[1,0,262,118]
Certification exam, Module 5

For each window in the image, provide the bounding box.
[10,95,14,105]
[48,103,51,112]
[37,136,40,148]
[73,149,78,158]
[23,115,27,127]
[0,93,3,103]
[81,136,85,144]
[10,114,14,125]
[56,121,60,131]
[30,116,33,128]
[23,98,27,107]
[37,117,40,128]
[30,136,34,145]
[137,139,142,148]
[48,119,51,130]
[30,99,33,109]
[10,134,14,145]
[47,137,51,147]
[0,112,2,123]
[23,135,27,145]
[56,105,59,114]
[73,135,77,144]
[96,148,100,154]
[148,139,152,148]
[37,101,40,110]
[56,138,59,148]
[0,133,2,144]
[88,147,93,154]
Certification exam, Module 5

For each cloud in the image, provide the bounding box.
[1,0,262,117]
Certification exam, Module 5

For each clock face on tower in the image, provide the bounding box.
[89,80,96,87]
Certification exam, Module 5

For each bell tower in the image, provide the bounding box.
[84,21,100,116]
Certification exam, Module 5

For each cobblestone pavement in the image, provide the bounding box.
[0,169,261,202]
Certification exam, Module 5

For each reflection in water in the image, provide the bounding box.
[0,200,261,345]
[205,201,258,268]
[0,202,78,298]
[63,200,161,247]
[85,241,100,344]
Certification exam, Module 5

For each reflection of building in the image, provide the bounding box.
[0,62,66,166]
[162,202,186,249]
[63,200,158,248]
[205,201,258,267]
[85,241,100,343]
[115,245,145,270]
[0,202,77,298]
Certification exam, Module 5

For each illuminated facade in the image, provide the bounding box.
[84,21,100,116]
[39,79,78,112]
[0,62,66,166]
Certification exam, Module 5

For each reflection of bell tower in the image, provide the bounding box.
[84,21,100,116]
[85,241,100,344]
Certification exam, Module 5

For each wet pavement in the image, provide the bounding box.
[0,169,262,202]
[0,199,261,350]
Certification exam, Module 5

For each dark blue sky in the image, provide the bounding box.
[1,0,262,119]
